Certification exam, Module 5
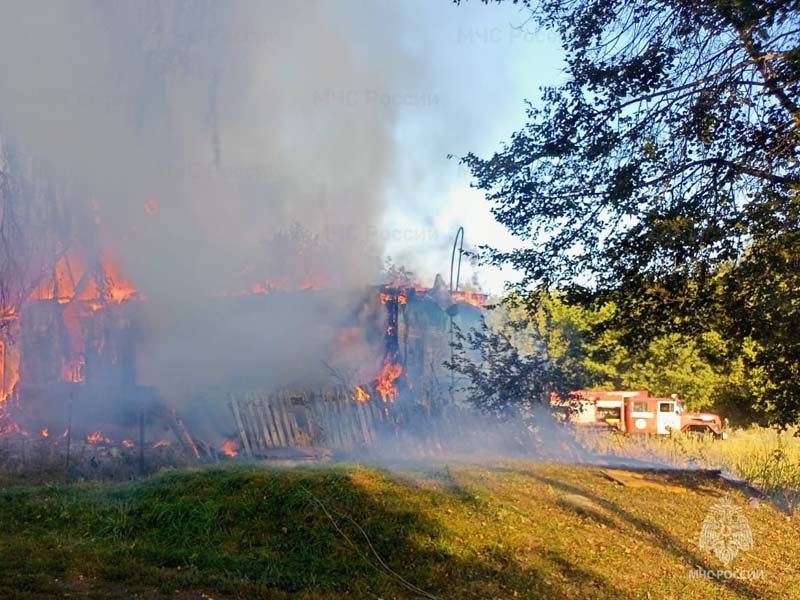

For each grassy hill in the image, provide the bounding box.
[1,461,797,599]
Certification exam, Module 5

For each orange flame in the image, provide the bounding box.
[251,282,272,295]
[32,254,83,303]
[244,273,326,297]
[0,416,24,436]
[31,251,138,306]
[222,438,239,457]
[353,386,371,403]
[0,337,20,403]
[102,254,138,304]
[86,431,112,444]
[380,289,408,305]
[122,439,134,448]
[451,290,487,308]
[152,439,170,448]
[40,428,49,438]
[375,360,403,403]
[27,249,140,384]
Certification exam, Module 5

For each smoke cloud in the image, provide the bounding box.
[0,1,428,405]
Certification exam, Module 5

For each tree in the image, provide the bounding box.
[488,293,746,413]
[461,0,800,426]
[720,231,800,424]
[487,292,597,384]
[446,320,568,420]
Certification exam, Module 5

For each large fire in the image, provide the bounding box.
[87,431,113,444]
[451,289,488,308]
[31,252,137,305]
[0,245,141,439]
[349,278,483,407]
[27,250,140,385]
[0,234,486,461]
[374,359,403,403]
[222,438,239,457]
[103,256,138,304]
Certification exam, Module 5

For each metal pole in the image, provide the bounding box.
[449,227,464,404]
[449,226,465,295]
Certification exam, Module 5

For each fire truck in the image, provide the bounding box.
[551,390,726,438]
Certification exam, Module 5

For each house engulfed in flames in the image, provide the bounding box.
[0,248,156,440]
[0,245,487,459]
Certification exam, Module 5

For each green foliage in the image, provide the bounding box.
[620,333,726,410]
[445,320,563,419]
[461,0,800,426]
[486,292,763,417]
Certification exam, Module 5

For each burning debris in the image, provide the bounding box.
[0,238,146,451]
[353,386,371,403]
[86,431,113,445]
[222,438,239,457]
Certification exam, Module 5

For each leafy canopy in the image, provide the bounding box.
[460,0,800,426]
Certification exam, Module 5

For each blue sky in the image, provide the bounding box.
[374,0,565,293]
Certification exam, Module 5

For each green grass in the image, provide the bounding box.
[576,426,800,512]
[0,461,798,599]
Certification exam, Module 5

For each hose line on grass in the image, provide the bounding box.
[299,484,440,600]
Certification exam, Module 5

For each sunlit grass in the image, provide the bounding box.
[1,461,798,598]
[576,426,800,513]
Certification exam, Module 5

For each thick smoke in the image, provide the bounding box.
[0,1,423,406]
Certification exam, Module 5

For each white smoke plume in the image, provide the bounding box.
[0,1,428,404]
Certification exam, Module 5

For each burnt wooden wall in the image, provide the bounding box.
[228,388,479,457]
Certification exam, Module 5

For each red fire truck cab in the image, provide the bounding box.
[551,390,726,438]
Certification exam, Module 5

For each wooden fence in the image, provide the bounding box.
[227,388,569,460]
[229,389,468,456]
[228,388,400,457]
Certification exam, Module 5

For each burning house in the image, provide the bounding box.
[223,275,488,459]
[0,236,489,468]
[0,1,497,470]
[0,246,163,453]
